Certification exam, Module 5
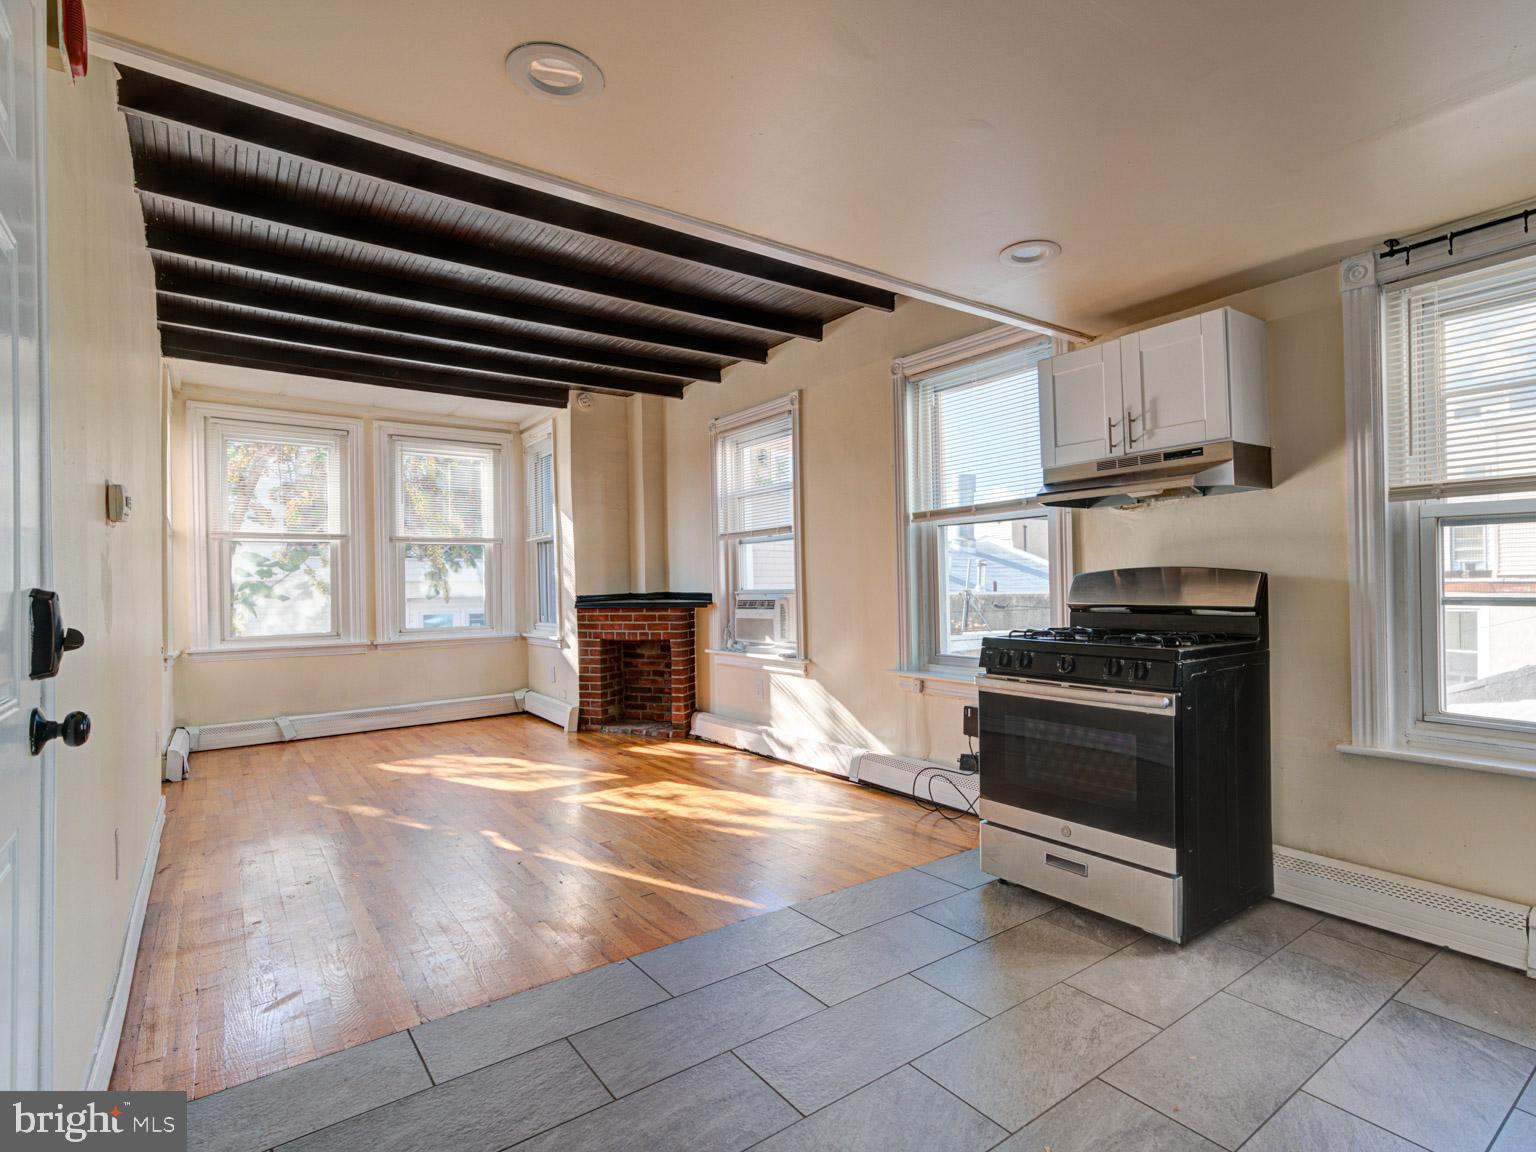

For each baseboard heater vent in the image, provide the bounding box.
[1273,846,1533,973]
[853,752,979,811]
[189,691,526,752]
[522,690,577,732]
[689,712,974,813]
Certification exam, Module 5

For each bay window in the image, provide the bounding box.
[188,404,364,653]
[895,330,1069,671]
[523,425,559,637]
[375,423,514,642]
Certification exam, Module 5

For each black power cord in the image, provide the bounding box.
[912,736,979,820]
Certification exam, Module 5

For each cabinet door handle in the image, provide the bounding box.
[1126,408,1141,445]
[1106,415,1118,452]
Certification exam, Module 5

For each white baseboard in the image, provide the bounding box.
[188,691,527,751]
[84,793,165,1090]
[689,712,976,811]
[1274,845,1534,973]
[522,690,577,732]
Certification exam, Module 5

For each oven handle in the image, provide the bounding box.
[977,673,1176,715]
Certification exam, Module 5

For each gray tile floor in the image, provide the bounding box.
[187,849,1536,1152]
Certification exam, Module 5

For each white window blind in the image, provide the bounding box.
[395,442,495,538]
[1385,251,1536,500]
[910,339,1052,521]
[524,437,557,631]
[717,413,794,536]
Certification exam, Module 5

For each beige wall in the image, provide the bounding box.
[664,299,995,760]
[168,384,528,727]
[47,65,167,1088]
[1075,267,1536,906]
[662,279,1536,908]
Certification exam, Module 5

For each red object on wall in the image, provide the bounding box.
[62,0,89,79]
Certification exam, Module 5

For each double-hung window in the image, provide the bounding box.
[523,425,559,637]
[711,394,802,657]
[189,405,364,653]
[1381,250,1536,744]
[896,332,1065,670]
[376,424,513,641]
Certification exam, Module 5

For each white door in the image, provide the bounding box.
[0,0,49,1092]
[1121,310,1232,452]
[1038,339,1123,469]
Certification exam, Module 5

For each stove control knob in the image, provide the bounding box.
[1017,651,1033,669]
[1131,660,1151,681]
[1056,655,1076,674]
[1105,657,1124,676]
[996,649,1013,669]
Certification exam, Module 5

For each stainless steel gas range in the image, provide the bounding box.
[977,566,1271,943]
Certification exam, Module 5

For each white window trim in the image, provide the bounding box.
[709,391,806,660]
[185,401,367,655]
[373,420,517,645]
[891,325,1073,675]
[1339,206,1536,777]
[521,420,562,643]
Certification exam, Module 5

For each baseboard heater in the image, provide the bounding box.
[1274,846,1534,974]
[189,691,528,751]
[689,711,976,813]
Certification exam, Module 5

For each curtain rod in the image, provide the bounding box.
[1380,207,1535,266]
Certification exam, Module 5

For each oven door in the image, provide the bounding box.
[977,674,1177,873]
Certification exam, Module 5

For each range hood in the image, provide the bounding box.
[1036,440,1271,509]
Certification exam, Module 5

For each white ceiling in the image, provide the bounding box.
[94,0,1536,334]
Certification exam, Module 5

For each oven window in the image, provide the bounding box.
[1021,717,1139,810]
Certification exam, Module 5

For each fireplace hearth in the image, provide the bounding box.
[575,593,710,736]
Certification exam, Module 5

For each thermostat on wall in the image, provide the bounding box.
[106,481,132,523]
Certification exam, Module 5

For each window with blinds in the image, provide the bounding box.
[712,399,800,656]
[387,435,502,634]
[209,420,351,641]
[1385,250,1536,500]
[901,337,1055,666]
[524,436,558,633]
[910,340,1053,520]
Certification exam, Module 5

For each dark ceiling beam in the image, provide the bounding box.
[154,268,721,381]
[135,167,823,340]
[160,329,572,408]
[145,227,772,363]
[116,68,897,312]
[166,344,572,409]
[157,300,688,398]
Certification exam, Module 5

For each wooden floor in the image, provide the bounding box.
[111,716,975,1099]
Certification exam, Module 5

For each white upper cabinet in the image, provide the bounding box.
[1039,339,1124,468]
[1038,307,1268,470]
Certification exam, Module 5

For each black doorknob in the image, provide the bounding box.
[30,708,90,755]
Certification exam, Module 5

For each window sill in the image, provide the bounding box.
[1337,741,1536,780]
[181,642,370,663]
[706,649,808,675]
[374,633,522,651]
[524,632,563,649]
[889,667,979,700]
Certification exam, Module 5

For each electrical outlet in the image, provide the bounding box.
[753,675,765,702]
[550,661,558,682]
[114,827,120,881]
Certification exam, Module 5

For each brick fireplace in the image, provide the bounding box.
[576,593,710,736]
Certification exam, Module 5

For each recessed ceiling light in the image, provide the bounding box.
[505,42,604,103]
[998,239,1062,268]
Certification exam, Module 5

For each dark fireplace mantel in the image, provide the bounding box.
[576,594,710,736]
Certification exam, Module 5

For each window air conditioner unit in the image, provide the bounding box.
[734,591,794,646]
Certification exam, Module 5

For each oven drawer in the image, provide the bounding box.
[980,822,1183,941]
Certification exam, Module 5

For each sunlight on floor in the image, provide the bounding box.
[371,753,625,793]
[474,831,765,909]
[558,778,876,834]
